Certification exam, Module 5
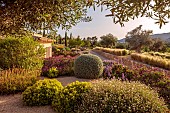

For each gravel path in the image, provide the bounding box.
[0,77,91,113]
[90,50,108,60]
[0,94,55,113]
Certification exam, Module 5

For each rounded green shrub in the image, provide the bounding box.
[22,79,63,106]
[0,35,45,70]
[52,81,92,113]
[74,54,103,79]
[77,80,168,113]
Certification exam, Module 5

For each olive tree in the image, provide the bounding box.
[97,0,170,28]
[1,0,170,36]
[125,25,153,52]
[100,33,117,48]
[0,0,93,36]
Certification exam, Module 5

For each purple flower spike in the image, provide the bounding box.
[122,73,125,81]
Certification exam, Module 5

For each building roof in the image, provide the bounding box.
[33,33,55,43]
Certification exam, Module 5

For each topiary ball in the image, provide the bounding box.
[74,54,103,79]
[22,79,63,106]
[52,81,92,113]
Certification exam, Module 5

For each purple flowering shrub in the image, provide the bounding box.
[103,63,135,81]
[103,60,170,108]
[42,56,76,77]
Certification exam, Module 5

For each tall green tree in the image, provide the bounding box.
[97,0,170,28]
[91,36,98,47]
[68,38,83,48]
[58,34,62,44]
[0,0,93,36]
[65,32,68,46]
[100,33,117,48]
[70,33,73,39]
[151,38,166,52]
[1,0,170,36]
[125,25,153,52]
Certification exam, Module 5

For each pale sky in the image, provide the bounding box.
[58,7,170,40]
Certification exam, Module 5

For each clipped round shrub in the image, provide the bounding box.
[52,81,92,113]
[74,54,103,79]
[22,79,63,106]
[77,80,168,113]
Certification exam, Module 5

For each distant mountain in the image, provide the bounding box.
[151,32,170,42]
[118,32,170,43]
[118,38,125,43]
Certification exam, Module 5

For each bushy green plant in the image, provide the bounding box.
[47,67,59,78]
[65,47,71,51]
[116,43,127,49]
[122,50,128,55]
[0,35,45,70]
[0,68,39,95]
[136,71,165,87]
[69,52,80,57]
[22,79,63,106]
[136,72,170,108]
[74,54,103,79]
[52,81,91,113]
[77,80,168,113]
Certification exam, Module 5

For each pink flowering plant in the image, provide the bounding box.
[103,62,135,81]
[103,60,170,108]
[42,56,76,77]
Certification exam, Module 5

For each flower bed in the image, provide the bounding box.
[103,60,170,108]
[42,55,76,77]
[92,49,170,77]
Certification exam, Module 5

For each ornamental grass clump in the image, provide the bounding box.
[74,54,103,79]
[0,68,39,95]
[22,79,63,106]
[94,47,129,56]
[131,53,170,70]
[52,81,91,113]
[77,80,169,113]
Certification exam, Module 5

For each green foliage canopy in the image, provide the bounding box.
[98,0,170,28]
[1,0,170,36]
[125,25,153,52]
[100,33,117,48]
[0,0,93,35]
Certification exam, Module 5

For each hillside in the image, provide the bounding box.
[151,32,170,42]
[118,32,170,43]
